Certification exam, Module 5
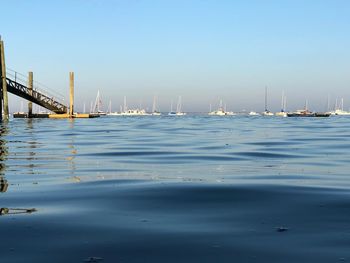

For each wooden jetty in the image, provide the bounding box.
[0,39,99,119]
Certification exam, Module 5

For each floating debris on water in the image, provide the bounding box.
[0,208,37,216]
[84,256,104,262]
[276,226,289,232]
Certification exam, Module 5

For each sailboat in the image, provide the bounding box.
[93,90,107,115]
[13,100,27,117]
[208,99,235,115]
[332,98,350,115]
[287,100,312,117]
[275,91,287,117]
[261,86,274,116]
[151,95,161,115]
[168,96,186,116]
[248,111,259,116]
[106,100,121,116]
[118,96,149,116]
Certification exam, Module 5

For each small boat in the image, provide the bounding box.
[151,95,161,115]
[92,90,107,115]
[261,86,274,116]
[117,96,150,116]
[333,109,350,116]
[287,100,330,118]
[287,109,315,117]
[248,111,259,116]
[275,92,287,117]
[208,100,235,116]
[275,111,287,117]
[287,109,330,118]
[13,100,27,117]
[168,96,186,116]
[262,110,274,116]
[107,112,122,116]
[121,109,150,116]
[329,98,350,115]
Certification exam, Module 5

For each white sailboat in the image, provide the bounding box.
[93,90,107,115]
[275,91,287,117]
[168,96,186,116]
[118,96,149,116]
[168,100,176,116]
[248,111,259,116]
[13,100,26,116]
[106,100,122,116]
[208,99,235,116]
[151,95,161,115]
[261,86,274,116]
[331,98,350,115]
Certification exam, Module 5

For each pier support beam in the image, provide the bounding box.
[28,72,33,117]
[0,40,9,120]
[69,72,74,117]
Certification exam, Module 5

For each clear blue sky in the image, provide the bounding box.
[2,0,350,112]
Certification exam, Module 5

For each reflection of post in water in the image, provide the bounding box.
[67,118,77,177]
[0,122,8,173]
[23,119,40,176]
[0,123,37,216]
[0,122,8,193]
[0,177,8,192]
[26,119,37,168]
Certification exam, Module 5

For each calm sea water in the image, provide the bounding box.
[1,115,350,262]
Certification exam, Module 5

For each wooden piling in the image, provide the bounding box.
[0,40,9,120]
[69,72,74,117]
[28,72,33,117]
[0,43,2,121]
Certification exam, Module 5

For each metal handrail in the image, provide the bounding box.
[6,77,67,113]
[6,68,66,104]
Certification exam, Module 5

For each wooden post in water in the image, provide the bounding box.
[0,43,3,121]
[69,72,74,117]
[0,40,9,120]
[28,72,33,117]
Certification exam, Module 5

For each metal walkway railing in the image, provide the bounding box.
[5,68,67,114]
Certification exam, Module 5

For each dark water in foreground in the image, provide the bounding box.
[1,116,350,262]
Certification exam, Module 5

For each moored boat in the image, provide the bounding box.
[208,100,235,116]
[287,110,330,117]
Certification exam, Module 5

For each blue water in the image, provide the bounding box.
[1,116,350,262]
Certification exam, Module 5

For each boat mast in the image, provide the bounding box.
[327,94,330,112]
[93,90,100,113]
[265,86,268,112]
[152,95,156,112]
[341,98,344,111]
[176,96,182,113]
[123,96,127,112]
[335,98,338,111]
[108,100,112,113]
[98,92,102,112]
